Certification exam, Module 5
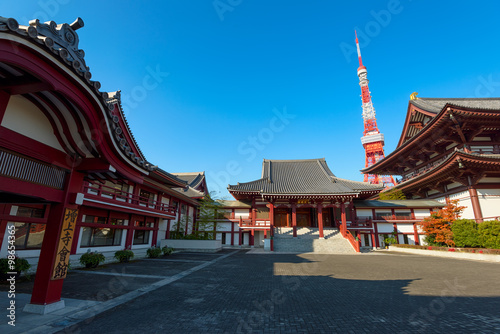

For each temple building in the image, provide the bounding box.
[226,159,443,251]
[363,96,500,222]
[0,17,199,313]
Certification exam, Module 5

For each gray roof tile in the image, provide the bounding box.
[228,158,382,195]
[410,98,500,114]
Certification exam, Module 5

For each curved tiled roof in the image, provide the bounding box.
[229,158,382,195]
[410,98,500,114]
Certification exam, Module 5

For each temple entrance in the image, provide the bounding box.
[297,209,311,227]
[274,209,289,227]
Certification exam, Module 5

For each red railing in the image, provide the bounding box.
[83,184,177,215]
[355,215,428,223]
[238,218,271,228]
[345,230,360,253]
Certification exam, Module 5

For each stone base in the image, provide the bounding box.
[23,300,65,314]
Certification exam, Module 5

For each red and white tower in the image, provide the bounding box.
[355,32,396,187]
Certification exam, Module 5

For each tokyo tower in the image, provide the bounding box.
[355,31,396,187]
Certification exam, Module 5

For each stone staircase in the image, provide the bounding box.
[273,227,355,254]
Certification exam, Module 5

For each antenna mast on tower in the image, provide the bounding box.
[355,31,396,187]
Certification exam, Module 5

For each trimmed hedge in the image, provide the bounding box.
[452,219,480,248]
[392,244,500,255]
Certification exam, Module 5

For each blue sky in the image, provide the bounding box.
[3,1,500,198]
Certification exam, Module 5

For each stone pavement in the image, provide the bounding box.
[1,249,500,333]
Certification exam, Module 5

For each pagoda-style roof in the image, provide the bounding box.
[172,172,208,199]
[395,149,500,197]
[229,158,382,200]
[410,97,500,115]
[364,97,500,176]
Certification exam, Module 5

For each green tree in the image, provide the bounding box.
[378,188,406,200]
[451,219,480,248]
[195,192,224,239]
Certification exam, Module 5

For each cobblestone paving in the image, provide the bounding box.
[61,251,500,334]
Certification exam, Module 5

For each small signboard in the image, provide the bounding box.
[52,208,78,280]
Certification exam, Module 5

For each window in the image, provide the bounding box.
[16,206,45,218]
[394,211,411,219]
[134,220,154,228]
[109,218,125,226]
[376,212,392,220]
[140,189,154,205]
[403,234,409,244]
[80,227,123,247]
[13,222,46,249]
[256,208,269,219]
[133,230,150,245]
[84,215,107,224]
[181,204,187,215]
[363,234,370,247]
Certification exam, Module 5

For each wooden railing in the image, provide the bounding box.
[355,216,428,223]
[345,230,360,253]
[83,184,177,215]
[238,218,271,228]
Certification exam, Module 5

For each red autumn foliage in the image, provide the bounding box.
[418,200,466,247]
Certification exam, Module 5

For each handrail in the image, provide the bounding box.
[345,230,360,253]
[83,184,177,214]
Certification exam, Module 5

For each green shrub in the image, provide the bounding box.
[0,257,31,274]
[79,251,105,268]
[478,220,500,249]
[161,246,174,255]
[114,249,134,262]
[146,246,162,258]
[452,219,480,248]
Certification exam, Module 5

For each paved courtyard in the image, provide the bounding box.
[53,250,500,334]
[2,250,499,333]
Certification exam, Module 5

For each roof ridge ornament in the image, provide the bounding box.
[410,92,418,100]
[28,17,88,74]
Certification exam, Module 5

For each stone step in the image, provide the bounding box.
[273,227,355,254]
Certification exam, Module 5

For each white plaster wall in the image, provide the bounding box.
[217,222,232,232]
[478,177,500,183]
[396,223,414,233]
[355,209,372,218]
[157,219,169,245]
[243,233,249,246]
[449,191,475,219]
[377,223,394,233]
[447,182,462,189]
[414,209,431,217]
[255,231,264,248]
[234,209,250,219]
[427,189,440,196]
[2,95,64,151]
[478,189,500,220]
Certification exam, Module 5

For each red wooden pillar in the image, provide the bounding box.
[269,202,275,251]
[468,186,484,223]
[231,221,234,246]
[250,229,255,246]
[238,226,242,246]
[291,202,297,238]
[413,223,420,245]
[371,232,376,248]
[340,202,347,236]
[29,170,84,309]
[393,222,398,243]
[0,91,11,124]
[151,218,158,246]
[125,215,135,248]
[373,222,380,248]
[317,203,324,238]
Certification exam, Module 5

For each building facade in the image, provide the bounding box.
[363,96,500,222]
[0,16,199,312]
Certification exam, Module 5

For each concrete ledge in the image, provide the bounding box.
[23,300,65,314]
[390,246,500,263]
[160,239,222,252]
